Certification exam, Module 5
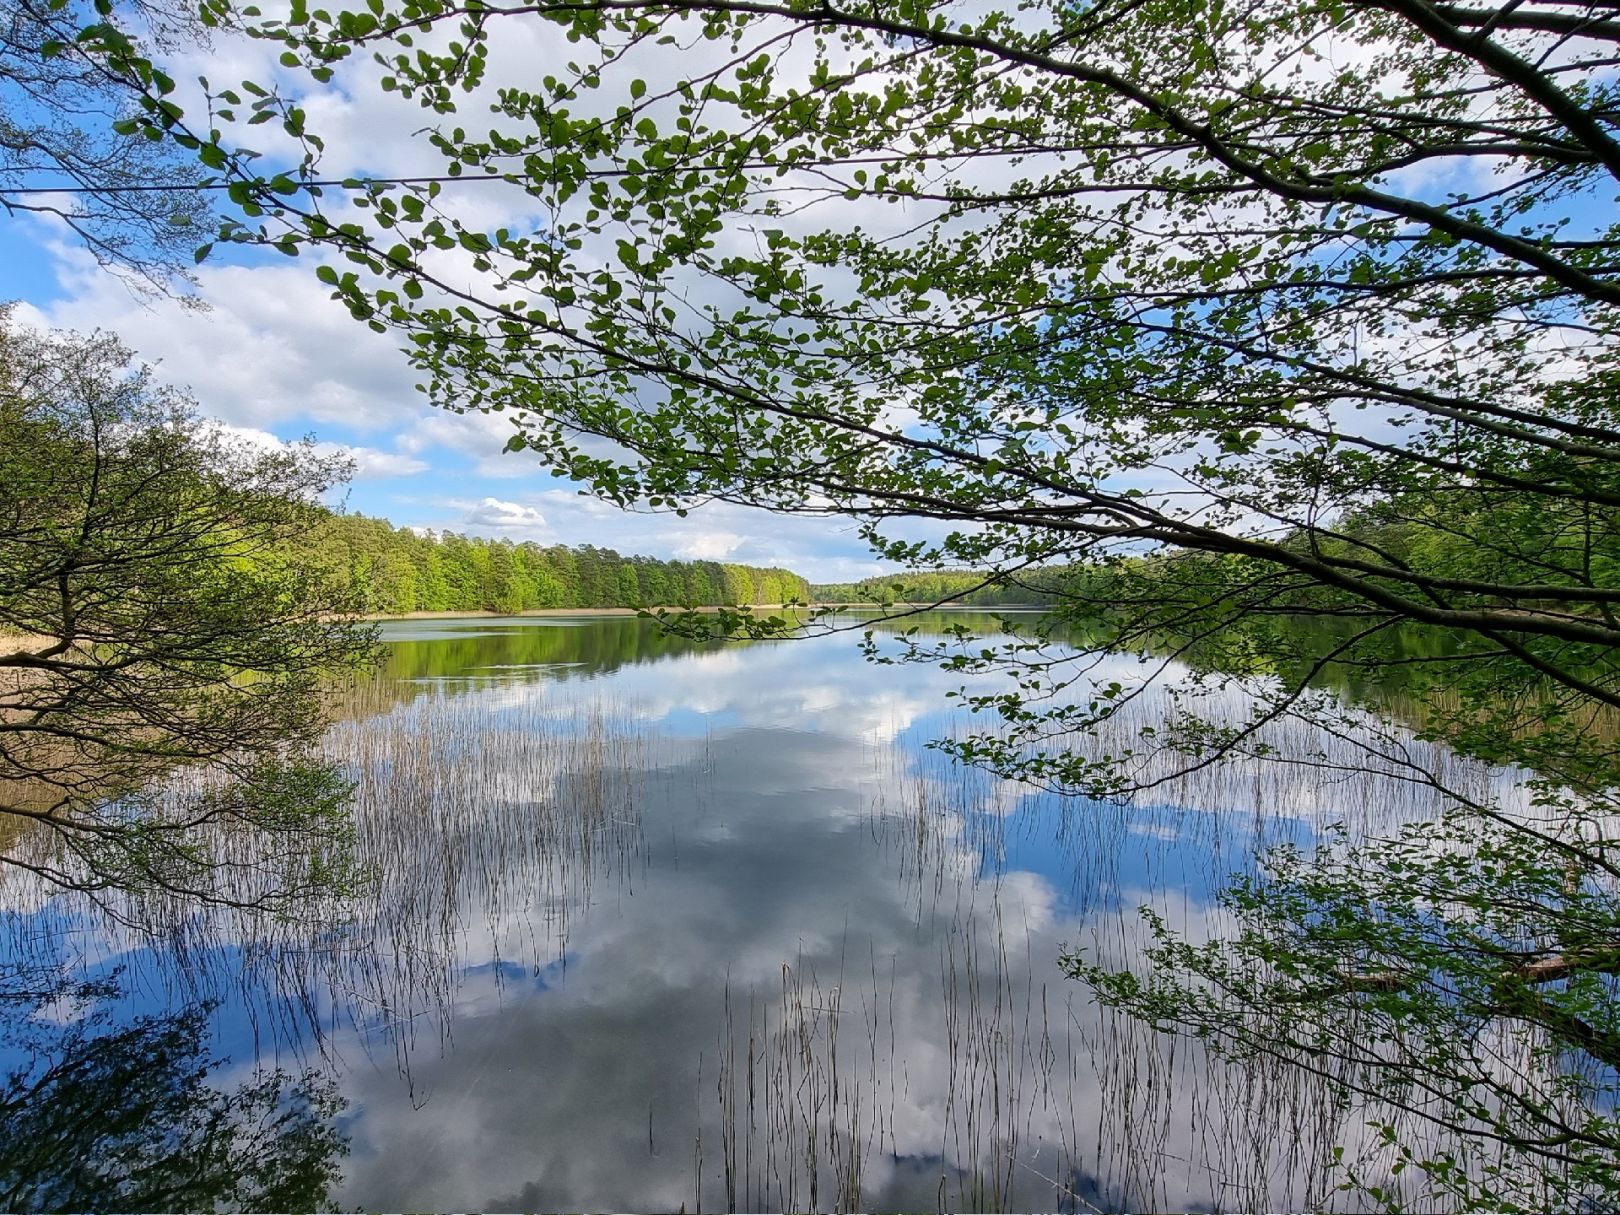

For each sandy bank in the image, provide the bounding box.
[0,632,48,658]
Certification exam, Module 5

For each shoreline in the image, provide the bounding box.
[0,632,47,658]
[3,604,1047,646]
[363,607,645,621]
[360,603,1046,622]
[360,604,804,622]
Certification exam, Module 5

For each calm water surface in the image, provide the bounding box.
[1,613,1514,1211]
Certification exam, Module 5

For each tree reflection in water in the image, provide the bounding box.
[0,961,347,1212]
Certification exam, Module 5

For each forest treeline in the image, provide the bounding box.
[810,568,1072,606]
[312,512,810,613]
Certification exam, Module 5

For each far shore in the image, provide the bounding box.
[360,604,801,622]
[364,607,642,621]
[1,603,1044,650]
[359,602,1043,622]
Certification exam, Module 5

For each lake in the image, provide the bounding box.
[0,612,1517,1211]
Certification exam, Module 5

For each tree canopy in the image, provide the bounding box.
[0,312,372,912]
[1,0,215,296]
[313,511,810,613]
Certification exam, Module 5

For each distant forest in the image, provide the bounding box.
[810,569,1068,606]
[313,513,811,613]
[314,513,1078,616]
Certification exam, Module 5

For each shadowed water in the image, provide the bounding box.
[0,613,1515,1211]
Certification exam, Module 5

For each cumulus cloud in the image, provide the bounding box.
[18,246,423,433]
[396,409,535,479]
[345,448,431,479]
[464,497,549,532]
[673,531,743,561]
[13,273,896,573]
[207,423,428,481]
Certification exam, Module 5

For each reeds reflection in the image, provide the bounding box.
[0,614,1529,1210]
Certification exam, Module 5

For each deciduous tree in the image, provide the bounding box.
[0,311,372,912]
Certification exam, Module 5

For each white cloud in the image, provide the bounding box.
[20,243,422,433]
[673,530,742,560]
[396,409,534,478]
[344,447,430,479]
[464,497,548,531]
[207,423,428,480]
